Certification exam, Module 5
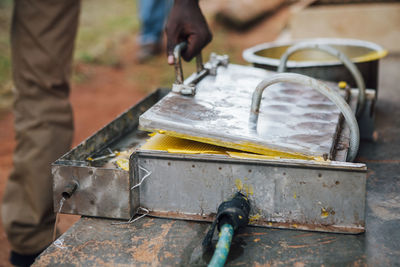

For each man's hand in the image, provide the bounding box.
[165,0,212,64]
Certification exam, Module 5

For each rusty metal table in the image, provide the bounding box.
[35,56,400,266]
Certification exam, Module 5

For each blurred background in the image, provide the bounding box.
[0,0,398,265]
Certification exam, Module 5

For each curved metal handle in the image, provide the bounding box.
[249,73,360,162]
[173,42,204,85]
[277,43,366,117]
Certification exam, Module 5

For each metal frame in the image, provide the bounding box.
[52,88,170,219]
[132,150,367,233]
[52,62,368,234]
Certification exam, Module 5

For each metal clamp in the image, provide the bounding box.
[172,42,230,96]
[204,53,229,75]
[172,42,204,96]
[249,73,360,162]
[277,43,366,117]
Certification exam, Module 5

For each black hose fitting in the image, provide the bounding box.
[62,181,79,199]
[202,192,250,250]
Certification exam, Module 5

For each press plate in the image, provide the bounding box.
[140,64,344,159]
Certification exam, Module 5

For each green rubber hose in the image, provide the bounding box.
[208,224,234,267]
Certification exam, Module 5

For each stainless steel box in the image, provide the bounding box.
[53,62,367,234]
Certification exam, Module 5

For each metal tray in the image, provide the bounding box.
[52,88,169,219]
[53,86,366,233]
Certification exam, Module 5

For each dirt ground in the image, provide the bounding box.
[0,6,289,265]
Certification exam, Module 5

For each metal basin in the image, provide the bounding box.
[242,38,387,90]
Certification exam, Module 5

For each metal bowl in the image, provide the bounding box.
[242,38,387,90]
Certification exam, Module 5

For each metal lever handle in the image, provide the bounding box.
[249,73,360,162]
[277,43,366,117]
[173,42,204,85]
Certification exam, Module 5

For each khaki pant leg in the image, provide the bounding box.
[2,0,80,254]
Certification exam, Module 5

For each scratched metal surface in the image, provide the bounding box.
[140,64,343,158]
[37,56,400,266]
[35,217,369,266]
[134,151,366,233]
[52,89,170,220]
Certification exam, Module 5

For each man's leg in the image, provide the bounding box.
[137,0,172,62]
[2,0,80,264]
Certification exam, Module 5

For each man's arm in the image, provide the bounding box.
[165,0,212,64]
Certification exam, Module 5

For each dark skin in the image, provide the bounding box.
[165,0,212,64]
